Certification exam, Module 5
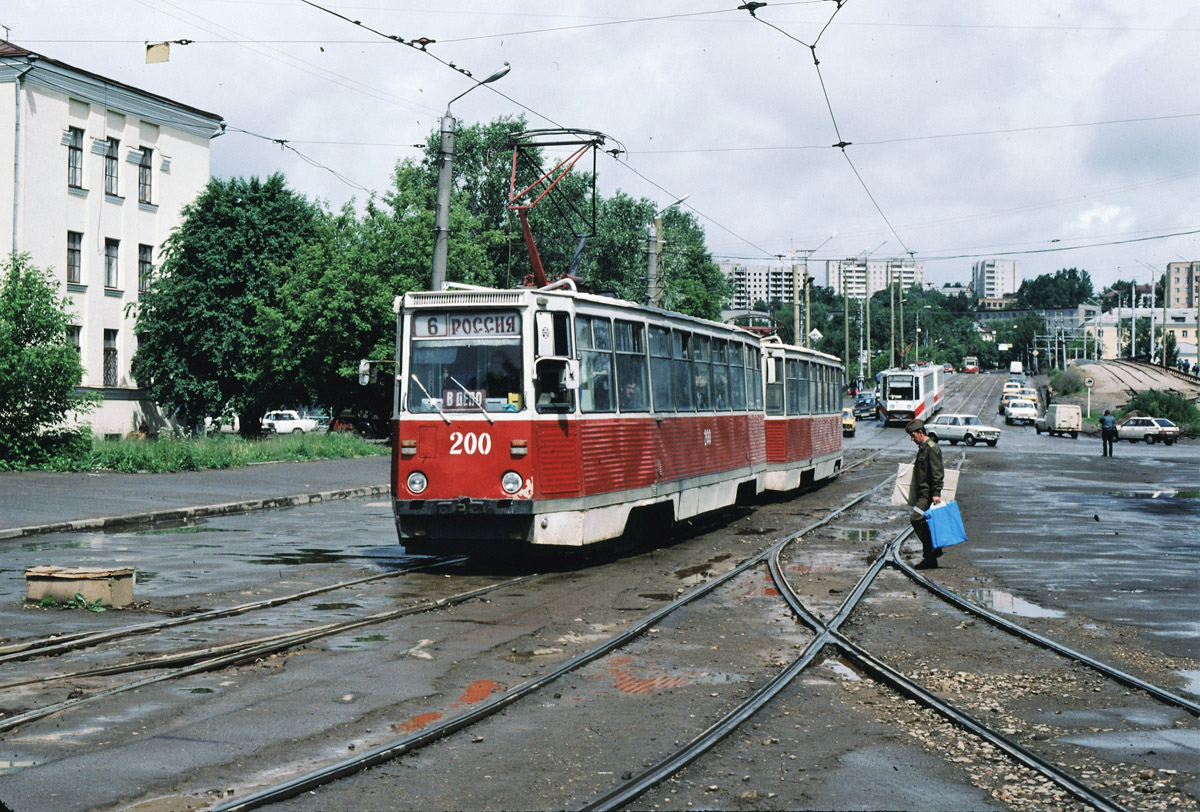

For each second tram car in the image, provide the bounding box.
[878,364,944,426]
[389,282,844,552]
[761,338,844,492]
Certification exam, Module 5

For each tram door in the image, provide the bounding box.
[533,309,581,496]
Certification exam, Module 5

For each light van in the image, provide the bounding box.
[1035,404,1081,438]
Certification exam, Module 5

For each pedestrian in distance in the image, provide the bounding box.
[905,419,945,570]
[1099,409,1117,457]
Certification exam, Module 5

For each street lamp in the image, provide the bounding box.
[430,62,511,292]
[647,194,689,307]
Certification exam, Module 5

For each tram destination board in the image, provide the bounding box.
[414,311,520,338]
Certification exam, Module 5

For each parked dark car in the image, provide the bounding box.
[853,392,877,419]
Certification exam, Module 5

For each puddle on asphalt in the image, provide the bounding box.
[246,549,357,565]
[735,527,778,536]
[1179,669,1200,698]
[638,593,676,602]
[504,648,564,663]
[841,528,879,542]
[1109,490,1200,499]
[135,525,240,536]
[822,657,863,681]
[187,687,214,694]
[353,634,389,642]
[312,602,360,611]
[965,588,1065,618]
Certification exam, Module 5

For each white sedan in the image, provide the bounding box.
[924,413,1002,447]
[1004,399,1038,425]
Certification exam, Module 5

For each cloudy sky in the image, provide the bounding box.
[7,1,1200,291]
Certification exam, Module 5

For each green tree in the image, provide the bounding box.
[1016,268,1093,309]
[0,254,95,466]
[131,174,322,434]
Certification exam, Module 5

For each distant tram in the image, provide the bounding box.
[878,365,944,426]
[963,356,979,374]
[388,281,844,552]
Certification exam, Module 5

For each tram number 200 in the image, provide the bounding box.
[449,431,492,455]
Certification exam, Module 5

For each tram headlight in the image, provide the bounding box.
[501,471,523,495]
[406,471,428,495]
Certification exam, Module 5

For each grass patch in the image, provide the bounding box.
[11,432,389,473]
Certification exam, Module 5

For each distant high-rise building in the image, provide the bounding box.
[1166,261,1199,309]
[972,259,1022,299]
[825,258,925,301]
[719,262,798,311]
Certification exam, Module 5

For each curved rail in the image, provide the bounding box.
[888,553,1200,716]
[211,477,896,812]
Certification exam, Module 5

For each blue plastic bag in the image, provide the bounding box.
[924,501,967,549]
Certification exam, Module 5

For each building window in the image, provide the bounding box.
[138,244,153,293]
[105,238,119,288]
[67,231,82,284]
[103,329,118,386]
[138,147,153,204]
[67,127,84,188]
[68,326,81,355]
[104,138,120,195]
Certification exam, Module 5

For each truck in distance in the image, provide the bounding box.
[1035,404,1081,438]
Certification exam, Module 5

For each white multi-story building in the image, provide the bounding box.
[719,262,799,311]
[972,258,1022,299]
[824,258,925,301]
[1166,261,1199,309]
[1,41,223,437]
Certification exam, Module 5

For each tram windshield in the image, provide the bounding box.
[884,374,915,401]
[406,311,524,414]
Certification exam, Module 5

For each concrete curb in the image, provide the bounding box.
[0,484,391,541]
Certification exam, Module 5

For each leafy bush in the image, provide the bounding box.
[1048,366,1085,397]
[0,427,93,471]
[1120,390,1200,436]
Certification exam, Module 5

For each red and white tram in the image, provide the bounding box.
[761,338,844,492]
[877,364,944,426]
[392,280,777,551]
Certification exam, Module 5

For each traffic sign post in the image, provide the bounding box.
[1084,376,1094,417]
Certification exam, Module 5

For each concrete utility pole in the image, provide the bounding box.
[646,194,687,307]
[430,63,510,292]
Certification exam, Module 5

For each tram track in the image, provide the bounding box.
[577,454,1196,812]
[207,472,895,811]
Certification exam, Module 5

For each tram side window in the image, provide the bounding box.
[649,326,673,412]
[784,359,799,415]
[693,335,712,410]
[748,347,763,411]
[729,342,747,410]
[672,331,694,411]
[577,315,614,412]
[710,339,730,410]
[766,356,785,415]
[615,320,649,412]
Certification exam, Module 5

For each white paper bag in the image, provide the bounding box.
[891,463,959,506]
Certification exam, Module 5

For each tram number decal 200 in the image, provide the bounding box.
[703,429,712,446]
[450,431,492,455]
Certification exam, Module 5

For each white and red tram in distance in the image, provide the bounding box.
[761,337,844,492]
[390,281,844,552]
[877,364,944,426]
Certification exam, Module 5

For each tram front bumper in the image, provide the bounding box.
[394,497,534,541]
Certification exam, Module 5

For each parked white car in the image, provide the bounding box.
[1005,399,1038,426]
[924,413,1002,447]
[263,410,320,434]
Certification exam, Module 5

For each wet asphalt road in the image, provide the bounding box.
[0,374,1196,811]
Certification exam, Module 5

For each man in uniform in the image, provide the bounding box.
[906,419,944,569]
